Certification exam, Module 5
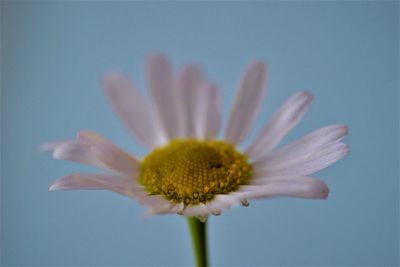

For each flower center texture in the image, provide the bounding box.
[139,139,252,206]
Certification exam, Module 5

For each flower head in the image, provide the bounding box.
[43,54,348,221]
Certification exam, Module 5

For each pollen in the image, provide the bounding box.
[139,139,252,206]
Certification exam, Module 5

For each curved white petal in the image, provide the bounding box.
[246,91,313,160]
[206,194,241,211]
[49,173,140,198]
[103,72,167,148]
[53,141,104,168]
[254,142,349,177]
[240,176,329,200]
[145,193,247,217]
[39,140,70,152]
[113,186,182,216]
[76,130,140,174]
[146,54,180,139]
[175,65,204,137]
[152,193,244,217]
[193,81,222,139]
[259,124,348,164]
[182,203,210,216]
[225,61,267,145]
[49,131,140,175]
[141,197,181,216]
[205,84,222,139]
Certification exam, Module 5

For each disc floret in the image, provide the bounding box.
[139,139,252,206]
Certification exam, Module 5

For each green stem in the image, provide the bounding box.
[187,217,208,267]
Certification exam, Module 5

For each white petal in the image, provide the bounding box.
[179,195,243,217]
[135,193,183,217]
[53,141,104,168]
[240,176,329,200]
[205,85,222,139]
[261,124,348,163]
[103,72,167,148]
[141,197,180,216]
[205,194,242,212]
[146,54,180,139]
[49,173,140,198]
[144,193,245,217]
[49,174,178,216]
[246,92,313,160]
[182,203,210,216]
[192,81,222,139]
[76,130,140,174]
[175,65,203,137]
[225,61,267,144]
[254,142,349,177]
[38,140,69,152]
[50,131,140,175]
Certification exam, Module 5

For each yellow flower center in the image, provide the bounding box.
[139,139,252,206]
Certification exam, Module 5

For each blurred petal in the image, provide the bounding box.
[240,176,329,200]
[76,130,139,174]
[263,124,349,163]
[144,203,184,217]
[49,173,139,198]
[192,81,222,139]
[206,194,241,211]
[146,54,180,139]
[103,72,167,148]
[225,61,267,144]
[39,140,69,152]
[246,92,313,160]
[52,141,103,168]
[182,203,210,216]
[48,131,140,174]
[254,142,349,177]
[175,65,203,137]
[134,191,183,216]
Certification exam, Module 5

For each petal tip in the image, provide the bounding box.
[102,71,123,85]
[38,143,54,153]
[301,91,314,102]
[101,72,131,96]
[148,52,166,59]
[322,185,330,198]
[48,183,58,192]
[309,182,330,200]
[343,144,350,155]
[250,59,266,69]
[343,125,350,136]
[334,124,349,137]
[292,91,314,107]
[38,140,66,153]
[249,60,267,77]
[147,53,169,67]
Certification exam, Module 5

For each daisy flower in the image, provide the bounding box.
[43,54,348,220]
[43,54,348,266]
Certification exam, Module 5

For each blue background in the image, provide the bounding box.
[1,1,398,266]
